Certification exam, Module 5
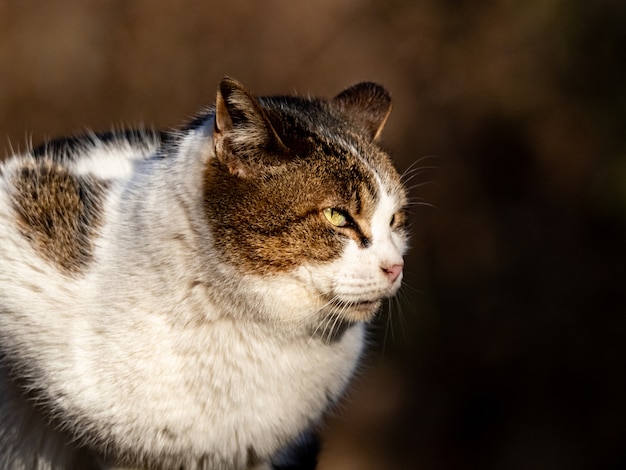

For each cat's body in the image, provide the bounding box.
[0,78,408,469]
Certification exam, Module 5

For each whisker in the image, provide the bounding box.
[394,288,411,344]
[404,180,437,193]
[381,300,394,355]
[319,311,336,343]
[397,277,424,296]
[401,166,440,186]
[405,200,439,210]
[325,302,348,343]
[400,156,441,179]
[306,293,343,344]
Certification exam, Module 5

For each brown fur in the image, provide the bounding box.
[10,159,108,274]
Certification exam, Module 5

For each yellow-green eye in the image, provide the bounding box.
[323,208,348,227]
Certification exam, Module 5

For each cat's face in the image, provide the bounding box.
[203,78,407,325]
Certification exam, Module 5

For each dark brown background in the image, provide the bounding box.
[1,1,625,469]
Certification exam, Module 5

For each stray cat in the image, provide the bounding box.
[0,77,408,470]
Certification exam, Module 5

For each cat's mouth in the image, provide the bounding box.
[328,298,382,321]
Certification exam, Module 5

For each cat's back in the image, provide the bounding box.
[0,130,164,334]
[3,129,163,184]
[0,130,162,274]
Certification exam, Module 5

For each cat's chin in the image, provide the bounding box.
[333,299,383,322]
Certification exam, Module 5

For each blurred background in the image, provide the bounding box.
[1,1,624,468]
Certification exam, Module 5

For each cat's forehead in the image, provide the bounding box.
[261,97,405,208]
[309,136,405,214]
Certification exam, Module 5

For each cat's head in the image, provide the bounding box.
[202,78,407,327]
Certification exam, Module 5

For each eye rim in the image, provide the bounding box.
[322,207,350,228]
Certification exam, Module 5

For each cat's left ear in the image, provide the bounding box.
[333,82,392,142]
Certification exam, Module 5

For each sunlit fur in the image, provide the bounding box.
[0,78,407,469]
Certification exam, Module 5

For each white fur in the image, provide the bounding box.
[69,143,151,179]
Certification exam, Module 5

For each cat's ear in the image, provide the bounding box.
[334,82,392,142]
[213,77,287,177]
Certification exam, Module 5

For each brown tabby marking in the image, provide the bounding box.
[10,160,108,274]
[203,140,382,275]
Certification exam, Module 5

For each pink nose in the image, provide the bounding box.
[382,263,403,283]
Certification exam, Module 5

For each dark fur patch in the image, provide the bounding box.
[10,159,108,275]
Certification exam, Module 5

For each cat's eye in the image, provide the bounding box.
[323,208,348,227]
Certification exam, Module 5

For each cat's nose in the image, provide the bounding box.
[382,263,403,284]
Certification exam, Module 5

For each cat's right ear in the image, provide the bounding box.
[213,77,287,178]
[333,82,392,142]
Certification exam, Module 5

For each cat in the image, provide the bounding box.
[0,77,408,470]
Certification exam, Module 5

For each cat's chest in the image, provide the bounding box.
[95,317,365,460]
